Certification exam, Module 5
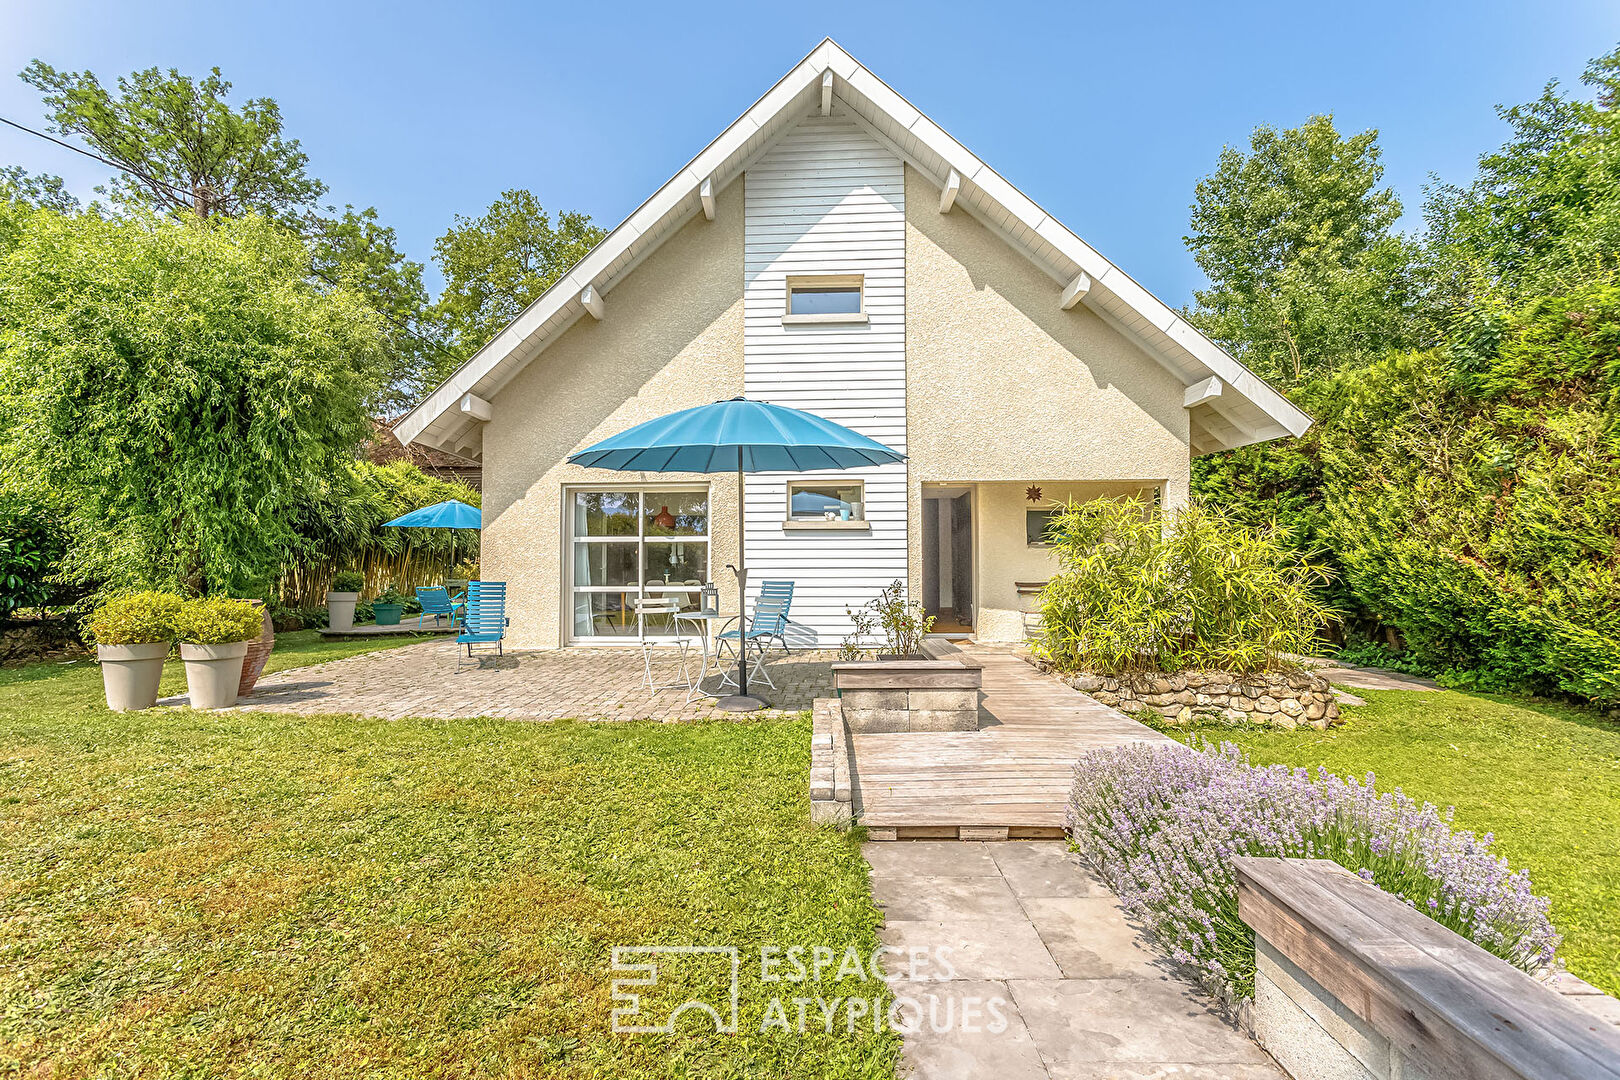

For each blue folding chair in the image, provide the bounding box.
[415,586,465,629]
[716,580,795,689]
[455,581,508,671]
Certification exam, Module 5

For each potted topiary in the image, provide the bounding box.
[370,583,408,626]
[88,591,184,711]
[174,597,266,709]
[327,571,364,632]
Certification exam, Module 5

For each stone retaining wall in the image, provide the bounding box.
[1052,667,1339,729]
[809,699,852,825]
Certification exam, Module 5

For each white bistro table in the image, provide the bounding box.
[674,610,738,702]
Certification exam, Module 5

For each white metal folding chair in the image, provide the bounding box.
[634,595,693,693]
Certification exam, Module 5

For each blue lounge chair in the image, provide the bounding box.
[415,586,465,629]
[456,581,507,671]
[716,580,794,689]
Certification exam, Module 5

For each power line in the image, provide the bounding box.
[1,112,467,368]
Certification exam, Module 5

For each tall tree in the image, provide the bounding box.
[0,165,79,214]
[308,204,449,409]
[0,211,385,596]
[21,61,325,224]
[1423,44,1620,302]
[433,188,605,354]
[1185,115,1422,384]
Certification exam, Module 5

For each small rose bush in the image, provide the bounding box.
[1066,742,1559,998]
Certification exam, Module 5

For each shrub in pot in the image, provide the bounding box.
[327,570,364,631]
[87,591,183,711]
[174,597,265,709]
[869,579,935,659]
[371,584,408,626]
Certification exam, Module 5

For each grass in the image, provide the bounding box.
[1159,688,1620,994]
[0,650,897,1078]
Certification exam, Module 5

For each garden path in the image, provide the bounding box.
[1307,657,1441,692]
[865,840,1282,1078]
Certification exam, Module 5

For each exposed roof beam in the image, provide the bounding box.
[939,168,960,214]
[458,393,493,422]
[1060,272,1092,310]
[1183,376,1223,409]
[820,70,834,116]
[699,176,716,220]
[580,284,605,321]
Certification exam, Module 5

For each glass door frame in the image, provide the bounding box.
[564,482,711,645]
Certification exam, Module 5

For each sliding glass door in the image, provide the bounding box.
[568,488,708,641]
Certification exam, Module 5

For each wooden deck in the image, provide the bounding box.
[849,647,1173,839]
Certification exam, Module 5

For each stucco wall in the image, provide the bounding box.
[480,179,746,648]
[903,165,1192,641]
[969,480,1159,642]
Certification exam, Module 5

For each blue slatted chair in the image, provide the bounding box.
[415,586,465,629]
[456,581,507,671]
[715,580,795,689]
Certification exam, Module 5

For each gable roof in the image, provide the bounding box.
[396,38,1310,459]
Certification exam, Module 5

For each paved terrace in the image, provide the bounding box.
[234,639,841,721]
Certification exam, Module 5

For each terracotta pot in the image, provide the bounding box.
[179,641,249,709]
[237,600,275,697]
[97,642,169,711]
[327,591,359,631]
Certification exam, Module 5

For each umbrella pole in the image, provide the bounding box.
[718,461,766,711]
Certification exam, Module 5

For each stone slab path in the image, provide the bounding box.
[203,640,840,721]
[866,840,1282,1079]
[1306,657,1441,692]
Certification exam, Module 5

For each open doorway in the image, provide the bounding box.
[921,486,973,636]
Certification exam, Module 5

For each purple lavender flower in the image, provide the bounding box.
[1065,741,1561,999]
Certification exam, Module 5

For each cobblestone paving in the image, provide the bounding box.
[235,639,839,721]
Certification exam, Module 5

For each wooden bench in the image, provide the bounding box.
[1235,857,1620,1080]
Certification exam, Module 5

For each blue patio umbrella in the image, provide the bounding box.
[568,397,906,710]
[382,499,482,529]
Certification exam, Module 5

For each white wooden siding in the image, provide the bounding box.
[743,109,906,645]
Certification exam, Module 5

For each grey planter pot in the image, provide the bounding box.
[179,641,250,709]
[327,591,360,631]
[97,642,170,712]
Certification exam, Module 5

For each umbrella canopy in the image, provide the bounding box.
[382,499,482,529]
[566,397,903,473]
[567,397,905,711]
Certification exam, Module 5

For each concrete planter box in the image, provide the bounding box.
[97,642,170,711]
[179,641,250,710]
[327,591,359,631]
[831,644,982,732]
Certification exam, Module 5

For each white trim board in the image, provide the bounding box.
[395,38,1309,458]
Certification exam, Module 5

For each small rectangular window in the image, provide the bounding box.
[1027,509,1059,547]
[783,275,866,324]
[785,481,866,526]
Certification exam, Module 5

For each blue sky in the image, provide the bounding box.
[4,1,1618,304]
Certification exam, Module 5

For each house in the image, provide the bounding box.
[395,39,1308,649]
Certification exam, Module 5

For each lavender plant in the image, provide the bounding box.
[1066,742,1559,998]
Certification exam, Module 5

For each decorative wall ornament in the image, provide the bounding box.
[1025,485,1043,503]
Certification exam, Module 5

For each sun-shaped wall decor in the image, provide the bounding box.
[1025,485,1042,502]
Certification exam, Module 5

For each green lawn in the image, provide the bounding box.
[0,650,897,1078]
[1162,688,1620,994]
